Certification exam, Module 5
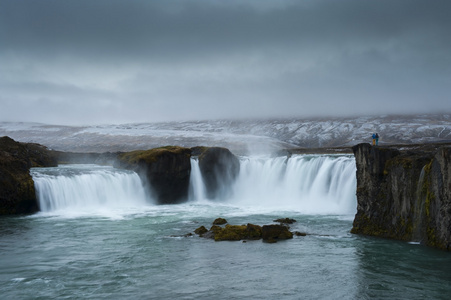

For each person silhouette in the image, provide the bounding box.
[375,133,379,145]
[372,133,376,145]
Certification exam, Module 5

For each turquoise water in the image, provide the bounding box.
[1,159,451,299]
[1,205,451,299]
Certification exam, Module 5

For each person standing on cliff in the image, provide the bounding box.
[375,133,379,145]
[372,133,376,145]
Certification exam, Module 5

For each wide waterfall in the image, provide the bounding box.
[30,164,149,213]
[31,154,356,215]
[189,154,357,215]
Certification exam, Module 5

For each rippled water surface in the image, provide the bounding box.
[1,205,451,299]
[2,161,451,299]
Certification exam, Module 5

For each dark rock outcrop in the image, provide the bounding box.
[203,224,263,241]
[212,217,228,225]
[294,231,307,236]
[261,225,293,243]
[0,136,57,214]
[114,146,192,204]
[194,219,294,242]
[351,143,451,250]
[194,226,208,236]
[274,218,297,225]
[196,147,240,199]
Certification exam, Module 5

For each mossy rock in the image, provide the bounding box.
[245,223,262,240]
[0,136,58,215]
[213,218,228,225]
[211,223,263,241]
[262,225,293,241]
[214,224,247,241]
[116,146,191,167]
[194,226,208,236]
[195,221,297,243]
[274,218,297,224]
[209,225,223,234]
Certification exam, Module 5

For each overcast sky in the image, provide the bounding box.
[1,0,450,125]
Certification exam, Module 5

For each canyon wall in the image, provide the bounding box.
[351,143,451,250]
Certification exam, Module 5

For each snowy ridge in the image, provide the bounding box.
[1,114,450,153]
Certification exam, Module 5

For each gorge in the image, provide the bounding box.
[2,136,451,299]
[1,136,451,251]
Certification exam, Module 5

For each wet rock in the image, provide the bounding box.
[197,147,240,199]
[195,223,264,241]
[194,226,208,236]
[294,231,307,236]
[351,143,451,250]
[274,218,297,224]
[213,224,263,241]
[0,136,57,215]
[115,146,192,204]
[245,223,263,240]
[194,219,296,243]
[214,224,248,241]
[262,225,293,243]
[212,217,228,225]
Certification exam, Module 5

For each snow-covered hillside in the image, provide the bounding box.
[1,114,450,154]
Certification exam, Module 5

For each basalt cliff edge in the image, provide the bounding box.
[351,143,451,250]
[0,136,240,213]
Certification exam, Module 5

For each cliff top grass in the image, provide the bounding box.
[117,146,191,164]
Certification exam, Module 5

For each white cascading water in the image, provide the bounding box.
[31,155,356,215]
[189,158,207,201]
[189,155,357,215]
[31,165,149,213]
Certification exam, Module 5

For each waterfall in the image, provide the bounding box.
[189,155,357,215]
[31,155,357,216]
[189,158,207,201]
[411,167,427,243]
[31,165,149,212]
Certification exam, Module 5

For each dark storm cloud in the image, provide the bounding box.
[1,0,450,124]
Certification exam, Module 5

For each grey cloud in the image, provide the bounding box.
[0,0,450,125]
[3,0,450,60]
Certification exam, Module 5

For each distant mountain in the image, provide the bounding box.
[1,114,450,154]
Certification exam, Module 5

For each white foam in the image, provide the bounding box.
[31,165,151,217]
[189,154,357,215]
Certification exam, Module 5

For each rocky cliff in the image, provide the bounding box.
[114,146,241,204]
[193,147,240,199]
[351,143,451,250]
[1,136,243,212]
[114,146,192,205]
[0,136,57,214]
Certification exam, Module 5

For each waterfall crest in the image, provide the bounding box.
[31,165,149,212]
[189,155,357,215]
[31,155,357,215]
